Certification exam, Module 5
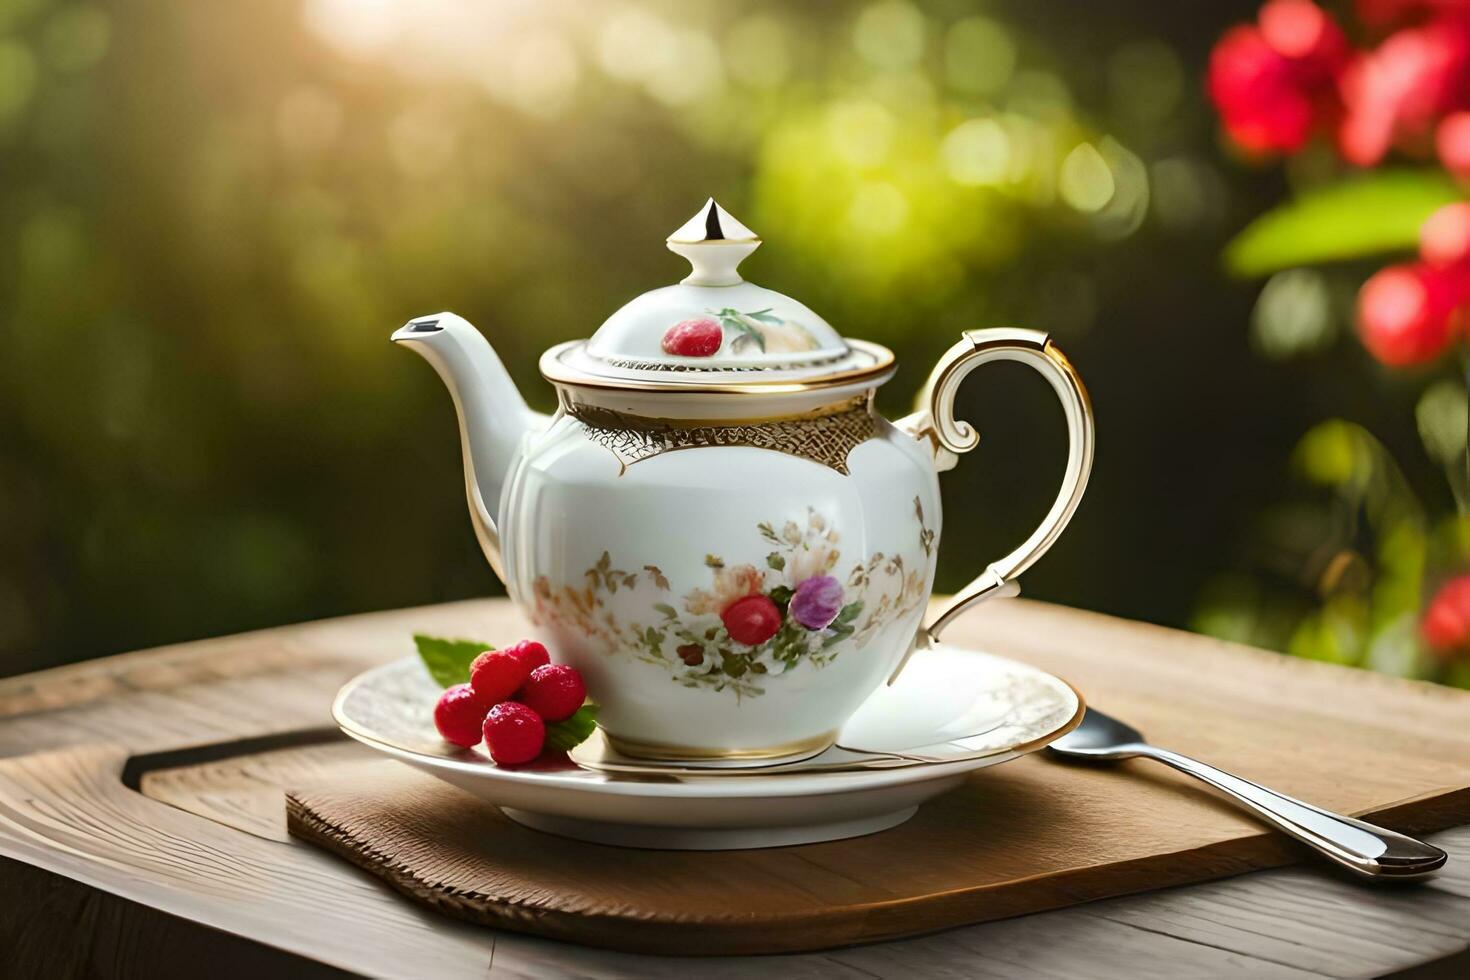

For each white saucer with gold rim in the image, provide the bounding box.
[333,642,1081,850]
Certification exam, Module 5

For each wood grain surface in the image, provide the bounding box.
[277,607,1470,956]
[2,598,1469,977]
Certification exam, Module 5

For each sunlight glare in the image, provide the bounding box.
[303,0,398,57]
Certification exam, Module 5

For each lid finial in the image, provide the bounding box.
[667,198,761,287]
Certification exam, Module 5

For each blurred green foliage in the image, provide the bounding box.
[3,0,1465,683]
[1192,418,1470,688]
[1224,170,1464,278]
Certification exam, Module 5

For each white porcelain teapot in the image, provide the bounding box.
[392,200,1093,764]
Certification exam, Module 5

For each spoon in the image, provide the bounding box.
[1047,708,1447,880]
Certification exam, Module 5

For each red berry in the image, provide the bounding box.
[433,683,490,748]
[661,317,723,357]
[1420,202,1470,269]
[504,638,551,673]
[517,663,586,722]
[469,649,532,705]
[721,594,783,646]
[1439,112,1470,181]
[1357,262,1458,367]
[1422,575,1470,659]
[482,701,546,765]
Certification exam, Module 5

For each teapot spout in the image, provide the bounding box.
[392,312,541,584]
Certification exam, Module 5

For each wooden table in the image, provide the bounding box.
[2,598,1467,979]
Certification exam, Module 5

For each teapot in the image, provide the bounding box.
[392,200,1093,764]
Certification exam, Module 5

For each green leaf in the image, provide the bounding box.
[1224,170,1463,278]
[711,308,767,352]
[730,319,766,351]
[744,308,783,325]
[653,602,678,619]
[766,552,786,570]
[544,704,600,752]
[413,633,490,688]
[822,611,857,648]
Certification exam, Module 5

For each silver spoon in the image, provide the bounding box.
[1047,708,1447,880]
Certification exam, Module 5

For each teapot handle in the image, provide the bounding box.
[905,328,1094,641]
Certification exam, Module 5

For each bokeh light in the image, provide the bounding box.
[6,0,1379,683]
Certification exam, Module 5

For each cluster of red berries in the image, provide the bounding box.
[432,639,587,765]
[1209,0,1470,166]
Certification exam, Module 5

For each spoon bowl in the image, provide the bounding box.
[1047,709,1147,759]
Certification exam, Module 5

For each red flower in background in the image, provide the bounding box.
[1209,3,1470,677]
[1339,17,1470,165]
[1419,199,1470,265]
[1209,1,1349,153]
[1209,2,1470,367]
[1422,575,1470,657]
[1357,261,1460,363]
[1356,201,1470,364]
[1208,1,1470,163]
[1436,109,1470,174]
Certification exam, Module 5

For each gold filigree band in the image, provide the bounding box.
[569,400,877,474]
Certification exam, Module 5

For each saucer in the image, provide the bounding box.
[332,643,1082,850]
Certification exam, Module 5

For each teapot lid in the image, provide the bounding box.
[540,199,893,393]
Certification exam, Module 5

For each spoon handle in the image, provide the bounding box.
[1137,745,1447,879]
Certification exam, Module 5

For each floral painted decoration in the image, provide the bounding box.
[790,575,845,630]
[659,308,820,358]
[530,499,934,698]
[708,307,819,354]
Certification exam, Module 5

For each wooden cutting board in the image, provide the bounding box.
[278,603,1470,956]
